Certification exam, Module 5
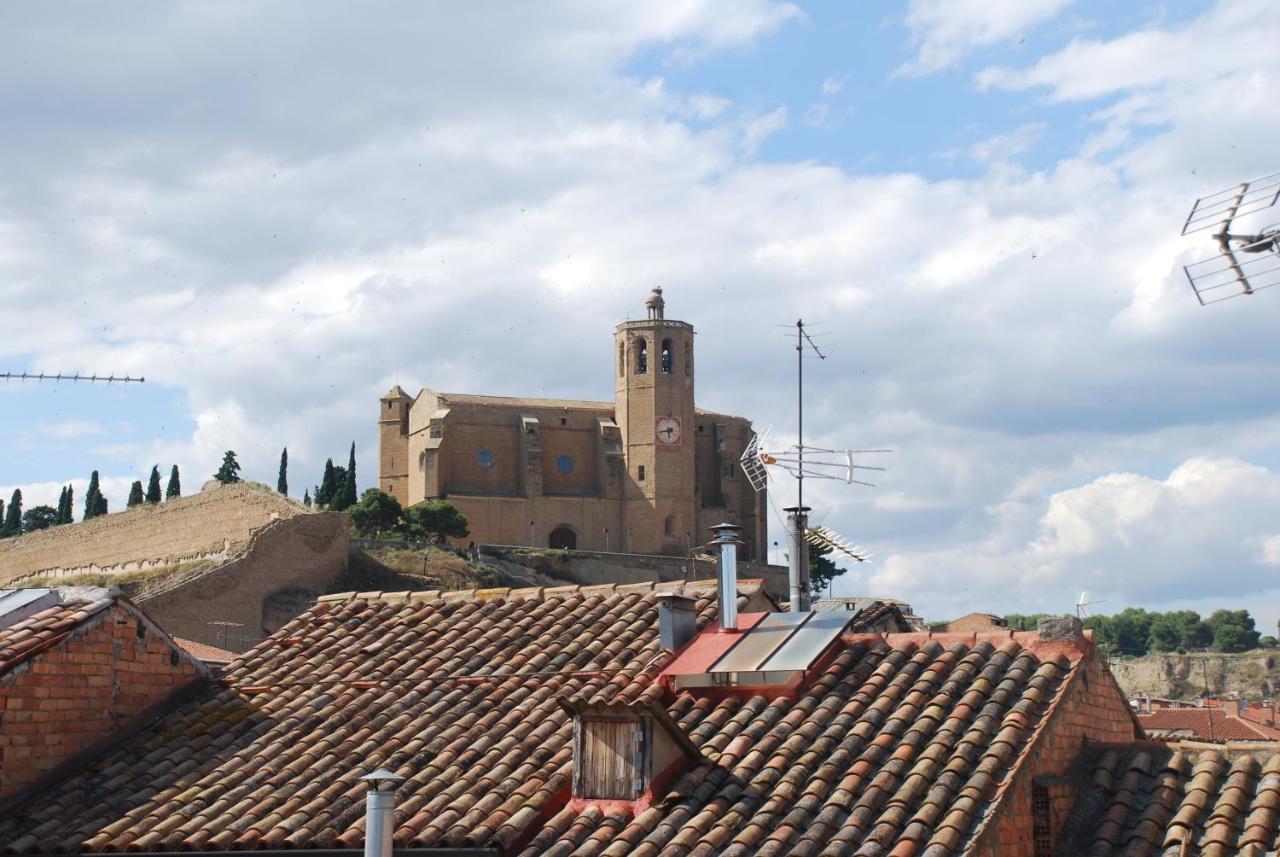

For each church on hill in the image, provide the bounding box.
[378,289,766,559]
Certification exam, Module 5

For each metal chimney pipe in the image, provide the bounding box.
[784,506,811,612]
[360,769,404,857]
[710,522,743,631]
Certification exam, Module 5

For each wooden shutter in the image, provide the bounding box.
[578,717,645,800]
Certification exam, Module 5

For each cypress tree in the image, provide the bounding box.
[277,447,288,495]
[84,471,103,520]
[166,465,181,499]
[2,489,22,536]
[333,442,358,511]
[317,459,336,507]
[127,480,145,508]
[146,466,162,504]
[303,489,312,508]
[55,486,68,524]
[63,485,74,523]
[0,499,5,535]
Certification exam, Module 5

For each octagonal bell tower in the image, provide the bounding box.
[614,288,697,555]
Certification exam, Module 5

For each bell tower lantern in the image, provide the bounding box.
[615,289,697,555]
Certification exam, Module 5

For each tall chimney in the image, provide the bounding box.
[783,506,811,612]
[360,769,404,857]
[710,522,743,632]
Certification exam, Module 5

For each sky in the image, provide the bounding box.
[2,1,1279,632]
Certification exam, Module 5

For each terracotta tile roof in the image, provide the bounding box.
[172,636,239,664]
[0,583,1087,855]
[0,595,114,676]
[1138,708,1280,742]
[1059,745,1280,856]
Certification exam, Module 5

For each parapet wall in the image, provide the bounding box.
[0,483,308,584]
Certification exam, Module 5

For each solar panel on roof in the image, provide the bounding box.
[709,612,808,674]
[758,610,852,672]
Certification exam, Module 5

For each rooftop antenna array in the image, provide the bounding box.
[740,318,890,611]
[1182,170,1280,304]
[1,371,145,384]
[1075,591,1104,620]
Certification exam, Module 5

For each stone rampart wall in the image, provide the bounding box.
[0,483,306,584]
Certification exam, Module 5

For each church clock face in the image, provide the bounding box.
[655,416,682,448]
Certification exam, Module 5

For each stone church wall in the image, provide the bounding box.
[0,483,307,584]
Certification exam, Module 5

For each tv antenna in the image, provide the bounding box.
[1,371,146,384]
[740,318,890,611]
[1181,170,1280,304]
[1075,591,1104,619]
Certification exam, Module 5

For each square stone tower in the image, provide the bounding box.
[614,288,698,555]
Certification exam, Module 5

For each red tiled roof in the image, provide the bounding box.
[0,596,114,676]
[0,582,1090,854]
[1138,708,1280,742]
[172,636,239,664]
[1059,746,1280,855]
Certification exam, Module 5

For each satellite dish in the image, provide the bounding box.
[1182,171,1280,304]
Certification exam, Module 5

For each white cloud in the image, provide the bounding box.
[37,420,104,440]
[820,75,846,95]
[897,0,1075,76]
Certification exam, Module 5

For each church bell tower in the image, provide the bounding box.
[614,288,697,555]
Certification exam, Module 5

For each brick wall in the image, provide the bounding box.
[974,644,1141,856]
[540,427,599,495]
[0,601,204,798]
[0,482,306,584]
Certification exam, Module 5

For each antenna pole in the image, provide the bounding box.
[797,319,803,511]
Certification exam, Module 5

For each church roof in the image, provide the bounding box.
[435,390,615,412]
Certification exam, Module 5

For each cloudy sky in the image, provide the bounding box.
[3,1,1278,631]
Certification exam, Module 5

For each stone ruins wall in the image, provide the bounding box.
[138,512,349,652]
[0,483,308,584]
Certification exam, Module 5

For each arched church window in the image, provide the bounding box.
[618,341,625,377]
[664,515,675,536]
[636,338,647,374]
[684,341,691,376]
[660,339,673,374]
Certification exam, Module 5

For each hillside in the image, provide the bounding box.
[1109,649,1280,700]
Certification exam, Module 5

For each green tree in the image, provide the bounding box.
[277,447,288,495]
[807,541,845,597]
[2,489,22,536]
[63,484,75,522]
[22,505,57,532]
[1207,609,1260,653]
[165,465,181,499]
[0,499,5,534]
[1259,636,1279,649]
[55,486,68,524]
[332,442,358,511]
[303,489,312,508]
[401,500,469,543]
[84,471,107,520]
[0,491,18,537]
[315,459,337,507]
[126,480,145,508]
[145,466,162,504]
[349,488,403,537]
[214,450,242,484]
[1003,614,1053,632]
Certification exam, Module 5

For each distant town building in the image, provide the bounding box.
[379,289,766,557]
[934,612,1007,633]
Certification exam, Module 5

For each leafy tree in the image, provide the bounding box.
[146,466,162,504]
[126,480,145,508]
[1003,613,1053,632]
[807,541,845,597]
[62,484,75,523]
[1259,636,1279,649]
[166,465,181,499]
[332,443,358,511]
[349,488,403,537]
[1148,610,1212,652]
[2,489,22,536]
[1207,609,1260,653]
[84,471,107,520]
[315,459,337,507]
[214,450,242,484]
[22,505,57,532]
[277,447,288,495]
[401,500,469,543]
[303,489,312,508]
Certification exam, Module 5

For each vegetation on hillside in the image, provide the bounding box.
[347,488,470,544]
[1004,607,1272,656]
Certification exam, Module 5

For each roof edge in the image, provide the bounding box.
[315,579,772,607]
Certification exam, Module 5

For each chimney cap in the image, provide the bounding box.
[360,769,405,787]
[709,522,742,544]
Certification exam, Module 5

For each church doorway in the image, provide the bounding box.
[549,526,577,550]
